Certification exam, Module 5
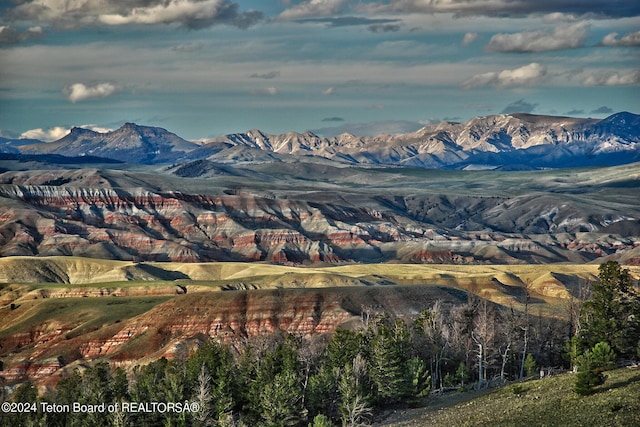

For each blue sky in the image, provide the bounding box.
[0,0,639,140]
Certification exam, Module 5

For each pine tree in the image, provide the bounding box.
[368,319,412,402]
[574,342,616,396]
[579,261,640,360]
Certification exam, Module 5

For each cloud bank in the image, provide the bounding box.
[7,0,262,30]
[582,70,640,86]
[601,31,640,47]
[486,23,588,52]
[361,0,640,19]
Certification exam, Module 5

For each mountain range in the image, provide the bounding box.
[3,112,639,169]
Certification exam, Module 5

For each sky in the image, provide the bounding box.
[0,0,639,141]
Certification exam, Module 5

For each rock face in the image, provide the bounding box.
[0,286,466,383]
[0,161,639,264]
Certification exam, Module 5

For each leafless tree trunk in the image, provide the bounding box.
[472,299,495,388]
[193,365,212,427]
[500,341,511,381]
[342,394,372,427]
[472,331,484,389]
[519,283,531,380]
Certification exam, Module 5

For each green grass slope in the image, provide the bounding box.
[381,367,640,427]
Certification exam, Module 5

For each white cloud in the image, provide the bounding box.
[486,23,589,52]
[462,32,478,46]
[63,82,120,103]
[20,126,70,141]
[323,87,335,95]
[601,31,640,47]
[542,12,579,23]
[19,124,112,141]
[582,70,640,86]
[279,0,348,20]
[461,63,547,89]
[100,0,223,26]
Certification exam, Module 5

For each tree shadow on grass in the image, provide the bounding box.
[596,373,640,394]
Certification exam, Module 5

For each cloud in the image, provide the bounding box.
[368,23,401,33]
[99,0,262,29]
[0,25,43,45]
[20,126,70,141]
[63,82,120,103]
[323,87,336,95]
[462,32,478,46]
[565,109,585,115]
[19,124,111,141]
[279,0,348,20]
[250,87,279,96]
[601,31,640,47]
[360,1,640,19]
[542,12,580,23]
[486,23,589,52]
[250,71,280,79]
[501,99,538,114]
[461,63,547,89]
[322,117,345,122]
[7,0,262,30]
[590,106,614,115]
[582,70,640,86]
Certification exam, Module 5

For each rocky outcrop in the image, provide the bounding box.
[0,286,467,383]
[0,174,638,265]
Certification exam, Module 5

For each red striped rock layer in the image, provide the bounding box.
[0,185,426,264]
[0,285,464,384]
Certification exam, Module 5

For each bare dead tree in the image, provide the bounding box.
[471,330,484,389]
[193,365,213,427]
[499,341,511,381]
[472,299,496,388]
[519,282,531,380]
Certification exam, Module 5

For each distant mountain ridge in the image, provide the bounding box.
[12,123,199,164]
[3,112,639,169]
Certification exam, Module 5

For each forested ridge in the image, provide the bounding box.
[1,262,638,426]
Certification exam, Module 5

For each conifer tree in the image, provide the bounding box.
[579,261,640,359]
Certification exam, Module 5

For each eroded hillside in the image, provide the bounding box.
[2,258,638,387]
[0,162,638,265]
